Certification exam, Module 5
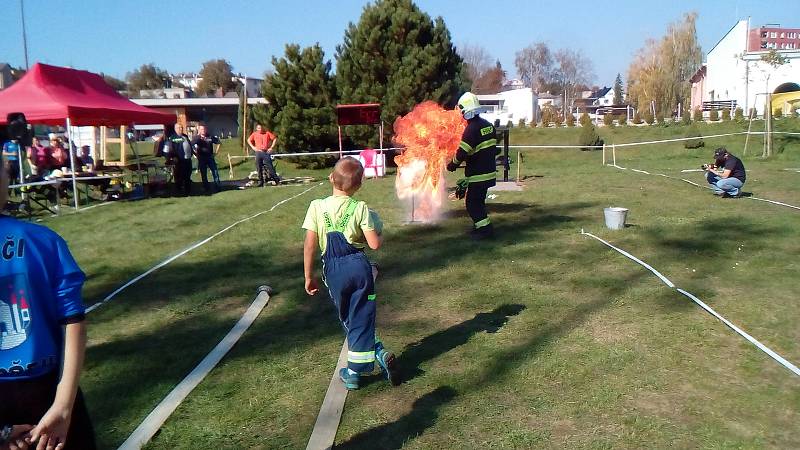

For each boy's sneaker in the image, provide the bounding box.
[376,349,401,386]
[339,368,360,390]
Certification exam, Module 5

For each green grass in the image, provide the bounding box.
[37,120,800,449]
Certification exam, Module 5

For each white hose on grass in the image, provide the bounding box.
[86,183,322,313]
[580,230,800,378]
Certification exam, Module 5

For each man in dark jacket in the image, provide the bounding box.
[163,123,193,196]
[447,92,498,239]
[192,124,221,193]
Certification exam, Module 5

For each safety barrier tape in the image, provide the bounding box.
[580,230,800,377]
[86,183,322,313]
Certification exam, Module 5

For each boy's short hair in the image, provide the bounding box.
[332,157,364,193]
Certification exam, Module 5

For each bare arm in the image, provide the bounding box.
[364,229,382,250]
[267,137,278,153]
[29,321,86,450]
[304,230,319,295]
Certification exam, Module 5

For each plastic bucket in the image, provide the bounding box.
[604,207,629,230]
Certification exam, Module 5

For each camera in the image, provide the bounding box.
[701,164,711,170]
[6,113,32,147]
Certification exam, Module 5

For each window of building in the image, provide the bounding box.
[770,32,777,38]
[763,32,768,38]
[780,32,785,38]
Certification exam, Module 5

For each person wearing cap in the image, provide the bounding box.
[705,147,746,198]
[447,92,499,239]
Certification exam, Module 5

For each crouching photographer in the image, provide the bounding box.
[704,147,746,198]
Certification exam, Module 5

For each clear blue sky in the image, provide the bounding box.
[2,0,799,87]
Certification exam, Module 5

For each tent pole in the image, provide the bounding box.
[67,118,79,210]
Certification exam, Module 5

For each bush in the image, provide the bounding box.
[642,110,655,124]
[721,108,731,121]
[603,113,614,126]
[579,112,591,127]
[553,113,563,127]
[708,108,719,121]
[681,110,692,125]
[748,108,757,119]
[618,114,627,126]
[684,123,705,149]
[632,111,643,124]
[566,113,575,127]
[506,120,514,128]
[693,108,704,122]
[656,114,667,126]
[541,111,551,128]
[579,123,603,151]
[518,118,527,128]
[734,107,744,121]
[529,120,537,128]
[773,108,783,119]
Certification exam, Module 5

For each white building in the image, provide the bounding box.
[692,20,800,116]
[477,88,539,126]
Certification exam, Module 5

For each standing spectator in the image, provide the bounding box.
[28,137,52,177]
[247,123,279,187]
[192,124,221,193]
[2,139,23,184]
[164,124,194,196]
[0,157,97,449]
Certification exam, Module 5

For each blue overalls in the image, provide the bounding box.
[321,199,383,374]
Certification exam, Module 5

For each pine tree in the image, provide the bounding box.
[335,0,467,145]
[613,73,623,105]
[253,44,338,168]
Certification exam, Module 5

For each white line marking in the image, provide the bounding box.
[306,340,349,450]
[749,197,800,210]
[580,230,800,378]
[118,286,274,450]
[86,183,322,313]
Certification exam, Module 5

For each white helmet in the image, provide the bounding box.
[457,92,481,119]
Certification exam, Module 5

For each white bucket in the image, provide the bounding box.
[604,207,629,230]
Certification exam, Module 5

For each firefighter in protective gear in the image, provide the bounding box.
[447,92,499,239]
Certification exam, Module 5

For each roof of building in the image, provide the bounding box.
[591,87,612,99]
[0,63,10,71]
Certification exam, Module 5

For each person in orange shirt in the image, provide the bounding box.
[247,124,279,187]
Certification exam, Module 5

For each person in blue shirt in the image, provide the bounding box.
[0,154,96,449]
[2,139,23,184]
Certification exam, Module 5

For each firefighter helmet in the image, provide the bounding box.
[457,92,481,119]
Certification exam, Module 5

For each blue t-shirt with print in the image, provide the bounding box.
[3,141,20,161]
[0,216,86,380]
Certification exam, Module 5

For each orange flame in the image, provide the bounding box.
[393,101,466,222]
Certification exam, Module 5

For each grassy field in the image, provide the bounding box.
[37,119,800,449]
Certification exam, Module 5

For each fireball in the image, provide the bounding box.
[393,101,465,222]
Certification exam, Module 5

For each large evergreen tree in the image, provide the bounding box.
[252,43,337,167]
[335,0,467,145]
[613,73,624,105]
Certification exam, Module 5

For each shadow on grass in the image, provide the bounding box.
[396,304,526,382]
[335,386,457,450]
[648,216,785,258]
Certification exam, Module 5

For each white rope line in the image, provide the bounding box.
[118,286,274,450]
[580,230,800,377]
[608,165,800,211]
[229,148,404,159]
[749,197,800,211]
[509,131,746,151]
[86,183,322,313]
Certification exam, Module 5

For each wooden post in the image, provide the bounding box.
[516,151,521,183]
[100,126,107,161]
[228,153,234,180]
[120,125,127,166]
[612,144,617,166]
[602,143,606,166]
[242,97,248,156]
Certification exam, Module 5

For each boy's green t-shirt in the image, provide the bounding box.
[302,195,375,254]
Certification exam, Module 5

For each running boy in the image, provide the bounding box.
[0,155,96,448]
[302,157,400,390]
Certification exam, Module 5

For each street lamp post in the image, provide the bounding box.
[20,0,29,70]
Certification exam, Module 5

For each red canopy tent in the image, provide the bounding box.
[0,63,174,126]
[0,63,174,209]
